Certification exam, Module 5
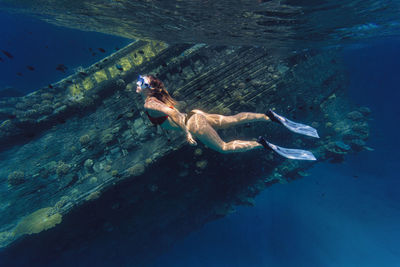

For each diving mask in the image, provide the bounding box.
[137,75,151,89]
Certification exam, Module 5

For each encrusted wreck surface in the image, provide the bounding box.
[0,40,370,256]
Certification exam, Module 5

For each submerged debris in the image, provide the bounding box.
[101,132,114,145]
[7,171,25,186]
[194,148,202,156]
[115,64,123,71]
[84,159,94,170]
[79,134,91,146]
[359,107,371,116]
[347,111,364,121]
[127,163,145,177]
[335,141,351,151]
[195,160,208,170]
[56,161,71,176]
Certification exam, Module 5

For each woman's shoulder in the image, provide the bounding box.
[146,97,176,109]
[145,97,165,107]
[145,96,160,103]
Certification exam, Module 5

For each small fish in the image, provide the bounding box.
[88,48,93,52]
[66,80,73,84]
[79,71,88,76]
[48,84,53,89]
[16,72,23,77]
[56,64,67,72]
[98,48,106,53]
[115,64,123,71]
[92,52,96,56]
[45,45,49,49]
[116,114,123,120]
[353,175,359,178]
[1,50,13,59]
[115,47,120,51]
[0,57,3,62]
[26,65,35,71]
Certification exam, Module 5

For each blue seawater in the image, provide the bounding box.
[152,39,400,267]
[0,6,400,267]
[0,11,131,95]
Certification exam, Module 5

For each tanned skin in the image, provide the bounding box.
[137,76,271,153]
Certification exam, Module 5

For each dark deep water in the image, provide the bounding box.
[1,9,400,267]
[153,40,400,266]
[151,40,400,266]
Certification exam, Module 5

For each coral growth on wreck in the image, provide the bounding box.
[13,207,62,237]
[7,171,25,186]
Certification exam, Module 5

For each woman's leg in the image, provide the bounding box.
[186,113,262,153]
[191,109,269,129]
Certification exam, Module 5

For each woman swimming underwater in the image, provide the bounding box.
[136,75,319,160]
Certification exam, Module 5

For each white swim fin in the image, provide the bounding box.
[267,109,319,138]
[257,136,317,161]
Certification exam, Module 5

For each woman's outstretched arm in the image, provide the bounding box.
[144,98,197,145]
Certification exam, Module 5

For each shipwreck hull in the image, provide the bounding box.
[0,40,370,260]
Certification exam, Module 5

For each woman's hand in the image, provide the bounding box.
[187,133,197,146]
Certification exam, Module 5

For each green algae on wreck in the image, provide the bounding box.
[13,207,62,237]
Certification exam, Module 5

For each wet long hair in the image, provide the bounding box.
[147,75,177,107]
